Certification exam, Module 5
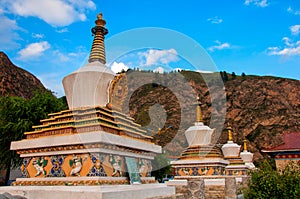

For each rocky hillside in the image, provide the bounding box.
[0,52,45,98]
[124,70,300,162]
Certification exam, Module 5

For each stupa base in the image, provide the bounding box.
[0,183,175,199]
[11,176,156,186]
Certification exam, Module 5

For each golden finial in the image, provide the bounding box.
[243,139,247,151]
[196,95,203,122]
[227,123,233,141]
[95,12,106,27]
[89,12,108,64]
[97,13,103,20]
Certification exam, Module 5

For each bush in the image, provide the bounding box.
[244,161,300,199]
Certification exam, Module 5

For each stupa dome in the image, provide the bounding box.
[221,124,241,158]
[185,122,215,146]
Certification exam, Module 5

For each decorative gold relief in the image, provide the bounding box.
[109,73,128,111]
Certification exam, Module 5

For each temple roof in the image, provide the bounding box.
[262,132,300,152]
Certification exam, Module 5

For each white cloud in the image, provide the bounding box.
[290,25,300,36]
[140,49,179,66]
[110,62,129,73]
[2,0,96,27]
[207,16,223,24]
[196,70,213,73]
[52,50,70,62]
[267,37,300,56]
[208,40,231,52]
[287,6,300,15]
[56,28,69,33]
[282,37,293,47]
[0,16,22,50]
[244,0,269,8]
[153,66,164,74]
[18,41,50,60]
[66,0,96,11]
[32,33,44,39]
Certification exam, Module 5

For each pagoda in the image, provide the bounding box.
[171,96,229,178]
[171,97,254,178]
[10,13,161,186]
[221,124,248,176]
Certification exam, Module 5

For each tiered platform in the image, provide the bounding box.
[11,106,160,186]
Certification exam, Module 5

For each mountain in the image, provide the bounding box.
[0,52,45,98]
[125,70,300,162]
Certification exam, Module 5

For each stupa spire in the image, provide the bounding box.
[226,123,233,141]
[196,95,203,123]
[243,139,248,151]
[88,13,108,64]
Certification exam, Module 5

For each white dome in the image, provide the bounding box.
[73,61,115,75]
[221,141,241,158]
[240,150,254,163]
[185,122,215,146]
[63,61,115,109]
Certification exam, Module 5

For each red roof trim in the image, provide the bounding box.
[263,132,300,152]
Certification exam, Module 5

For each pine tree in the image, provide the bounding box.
[223,71,229,81]
[232,72,236,80]
[0,90,67,185]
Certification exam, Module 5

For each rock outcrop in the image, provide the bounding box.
[126,70,300,162]
[0,52,45,98]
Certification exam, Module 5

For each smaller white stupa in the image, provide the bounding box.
[221,123,248,176]
[240,140,255,169]
[185,96,215,146]
[221,124,241,158]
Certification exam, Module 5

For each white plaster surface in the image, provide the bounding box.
[62,61,115,109]
[15,177,155,182]
[0,184,175,199]
[204,178,225,186]
[166,179,188,186]
[221,141,241,158]
[185,122,215,146]
[225,165,248,170]
[11,131,161,154]
[245,162,256,169]
[171,158,229,165]
[240,150,254,163]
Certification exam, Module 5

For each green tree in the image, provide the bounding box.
[223,71,229,81]
[244,161,300,199]
[151,153,172,182]
[0,90,67,185]
[232,72,236,80]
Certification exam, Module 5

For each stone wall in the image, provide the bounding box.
[205,185,225,199]
[275,159,300,170]
[167,176,248,199]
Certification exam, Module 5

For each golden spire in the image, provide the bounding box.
[196,95,203,122]
[243,139,248,151]
[88,12,108,64]
[226,123,233,141]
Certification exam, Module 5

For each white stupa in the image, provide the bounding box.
[221,124,248,176]
[185,97,215,146]
[221,124,241,158]
[63,13,115,109]
[240,140,255,169]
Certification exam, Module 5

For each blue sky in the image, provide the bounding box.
[0,0,299,96]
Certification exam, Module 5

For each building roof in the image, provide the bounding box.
[262,132,300,153]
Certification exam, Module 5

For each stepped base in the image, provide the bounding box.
[0,184,175,199]
[12,177,156,186]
